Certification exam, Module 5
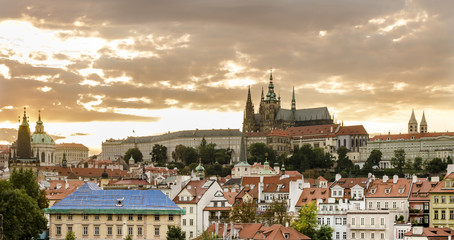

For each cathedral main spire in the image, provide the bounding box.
[291,86,296,112]
[266,68,277,101]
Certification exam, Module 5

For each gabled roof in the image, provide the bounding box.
[366,178,412,198]
[173,179,216,204]
[429,173,454,193]
[409,178,437,201]
[205,223,311,240]
[46,182,182,214]
[296,188,329,206]
[404,227,454,237]
[331,178,368,189]
[336,125,368,135]
[223,192,238,205]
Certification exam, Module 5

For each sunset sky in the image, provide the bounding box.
[0,0,453,154]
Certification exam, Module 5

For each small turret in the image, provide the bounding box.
[195,159,205,180]
[291,86,296,112]
[62,152,67,168]
[101,166,108,179]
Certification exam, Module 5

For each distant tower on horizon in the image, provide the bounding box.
[16,107,32,159]
[408,109,418,134]
[420,111,428,133]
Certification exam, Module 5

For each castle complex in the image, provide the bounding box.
[242,71,333,133]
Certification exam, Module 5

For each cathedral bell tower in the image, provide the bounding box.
[259,70,281,132]
[420,111,428,133]
[17,107,32,159]
[408,109,418,134]
[242,86,257,133]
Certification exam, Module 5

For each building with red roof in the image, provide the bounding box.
[404,226,454,240]
[205,223,311,240]
[359,111,454,168]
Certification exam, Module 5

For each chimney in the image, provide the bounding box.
[412,175,417,183]
[382,175,389,183]
[431,176,440,182]
[335,173,342,182]
[393,175,398,184]
[413,226,423,235]
[260,176,264,183]
[330,126,333,133]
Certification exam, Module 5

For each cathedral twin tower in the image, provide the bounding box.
[408,110,428,134]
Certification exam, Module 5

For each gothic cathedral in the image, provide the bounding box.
[242,71,333,133]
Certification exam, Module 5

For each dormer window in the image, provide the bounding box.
[398,187,405,194]
[116,198,124,207]
[370,188,376,194]
[446,180,451,188]
[385,188,391,194]
[284,233,289,239]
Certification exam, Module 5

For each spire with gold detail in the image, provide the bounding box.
[35,110,44,133]
[291,86,296,112]
[266,68,277,101]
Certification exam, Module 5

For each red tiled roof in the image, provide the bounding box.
[206,223,310,240]
[39,166,131,178]
[336,125,368,135]
[331,178,369,189]
[288,124,339,139]
[296,188,329,206]
[284,171,302,177]
[173,180,213,204]
[404,227,454,237]
[409,178,437,201]
[430,173,454,193]
[371,132,454,141]
[366,178,412,198]
[223,192,238,205]
[267,129,291,137]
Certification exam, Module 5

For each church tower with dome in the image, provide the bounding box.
[31,110,56,166]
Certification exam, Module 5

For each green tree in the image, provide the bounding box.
[363,149,382,170]
[413,157,423,171]
[425,158,445,174]
[391,149,406,176]
[172,145,199,165]
[335,146,354,172]
[0,181,47,240]
[198,138,217,164]
[124,148,143,164]
[261,199,290,226]
[230,200,257,223]
[167,225,185,240]
[247,142,276,165]
[37,189,49,209]
[124,235,132,240]
[10,167,39,199]
[314,225,334,240]
[292,201,318,238]
[151,144,168,166]
[65,231,76,240]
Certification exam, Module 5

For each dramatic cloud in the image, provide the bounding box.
[0,0,453,151]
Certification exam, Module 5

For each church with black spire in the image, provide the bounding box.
[243,71,333,133]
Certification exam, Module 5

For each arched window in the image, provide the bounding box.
[41,152,45,162]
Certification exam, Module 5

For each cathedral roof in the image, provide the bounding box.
[275,107,331,122]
